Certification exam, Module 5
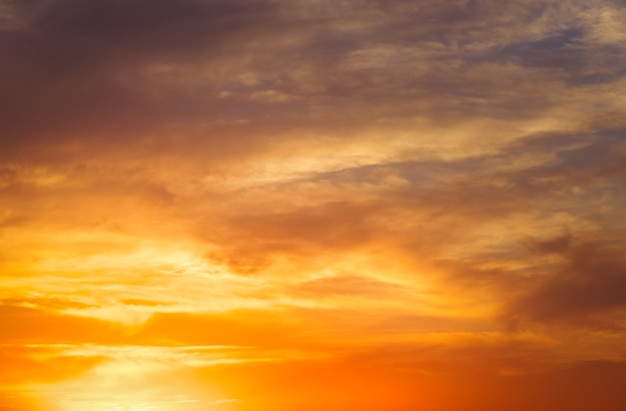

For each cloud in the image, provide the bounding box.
[342,331,561,375]
[505,236,626,327]
[291,274,411,298]
[0,344,105,385]
[0,302,126,344]
[1,0,621,160]
[1,1,626,408]
[0,0,281,152]
[134,310,302,348]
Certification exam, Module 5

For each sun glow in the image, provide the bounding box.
[37,351,234,411]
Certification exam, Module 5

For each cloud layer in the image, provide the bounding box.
[2,0,626,410]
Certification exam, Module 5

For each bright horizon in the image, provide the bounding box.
[1,1,626,410]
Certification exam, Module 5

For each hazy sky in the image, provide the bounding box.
[2,1,626,410]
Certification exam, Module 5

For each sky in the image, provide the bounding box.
[1,0,626,410]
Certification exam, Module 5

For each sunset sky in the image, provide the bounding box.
[1,1,626,410]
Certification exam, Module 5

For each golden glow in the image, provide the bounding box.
[2,1,626,410]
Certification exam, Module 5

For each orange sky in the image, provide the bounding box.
[2,1,626,410]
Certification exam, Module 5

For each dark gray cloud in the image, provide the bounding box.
[505,237,626,326]
[0,0,282,152]
[2,0,622,160]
